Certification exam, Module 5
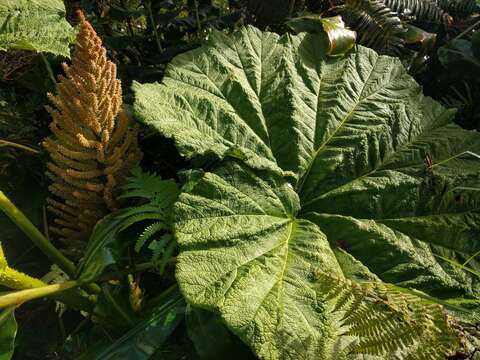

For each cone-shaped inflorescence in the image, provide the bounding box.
[43,11,142,255]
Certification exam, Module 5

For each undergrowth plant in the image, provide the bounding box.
[76,167,180,284]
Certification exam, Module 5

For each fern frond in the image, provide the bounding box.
[148,234,173,261]
[120,167,180,209]
[119,213,166,233]
[120,167,163,200]
[437,0,477,18]
[342,0,406,54]
[76,158,181,282]
[135,221,165,252]
[116,169,179,261]
[342,0,455,55]
[384,0,451,29]
[313,272,461,358]
[117,204,161,220]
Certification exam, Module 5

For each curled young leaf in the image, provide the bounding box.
[287,15,357,55]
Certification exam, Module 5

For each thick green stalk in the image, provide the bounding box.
[0,259,176,311]
[0,191,76,277]
[0,192,101,294]
[0,243,94,312]
[0,281,78,308]
[0,261,164,310]
[0,270,93,312]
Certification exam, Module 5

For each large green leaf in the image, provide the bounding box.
[133,26,480,359]
[0,0,75,57]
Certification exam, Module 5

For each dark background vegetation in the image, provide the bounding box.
[0,0,478,358]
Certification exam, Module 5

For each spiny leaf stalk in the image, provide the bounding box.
[0,243,45,290]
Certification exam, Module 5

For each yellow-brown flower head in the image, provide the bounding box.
[43,11,142,255]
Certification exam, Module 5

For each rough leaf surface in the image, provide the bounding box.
[0,0,75,57]
[133,26,480,359]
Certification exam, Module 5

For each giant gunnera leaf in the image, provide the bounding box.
[133,26,480,359]
[0,0,75,57]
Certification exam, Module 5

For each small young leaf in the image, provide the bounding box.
[286,15,356,55]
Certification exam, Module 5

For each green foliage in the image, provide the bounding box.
[65,0,244,85]
[434,38,480,130]
[76,168,179,282]
[236,0,480,133]
[77,287,185,360]
[0,307,16,360]
[0,0,75,57]
[133,26,480,359]
[311,0,477,76]
[339,0,453,57]
[437,0,477,17]
[341,0,406,54]
[186,306,255,360]
[383,0,450,29]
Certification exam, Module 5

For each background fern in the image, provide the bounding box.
[437,0,477,18]
[341,0,406,55]
[322,0,477,65]
[339,0,449,55]
[383,0,451,29]
[77,167,180,280]
[314,272,462,359]
[119,168,179,267]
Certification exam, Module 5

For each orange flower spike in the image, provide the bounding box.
[43,11,142,256]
